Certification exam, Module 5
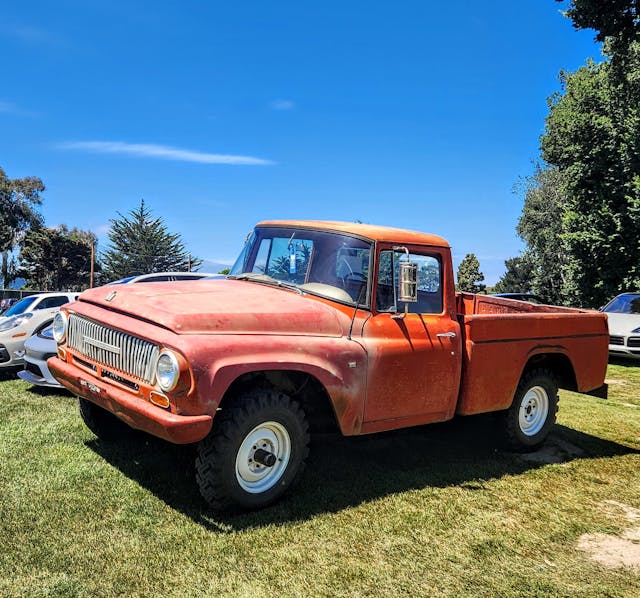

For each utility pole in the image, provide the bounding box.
[90,241,95,288]
[188,254,191,272]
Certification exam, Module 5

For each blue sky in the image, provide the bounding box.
[1,1,601,283]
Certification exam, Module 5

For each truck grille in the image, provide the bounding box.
[627,337,640,348]
[67,314,159,384]
[609,335,625,346]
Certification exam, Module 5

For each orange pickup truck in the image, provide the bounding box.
[49,220,609,510]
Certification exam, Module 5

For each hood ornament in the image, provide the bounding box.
[105,290,117,302]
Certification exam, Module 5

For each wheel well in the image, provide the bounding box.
[34,319,53,335]
[523,353,577,391]
[219,370,341,434]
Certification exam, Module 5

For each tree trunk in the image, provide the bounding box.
[1,251,7,289]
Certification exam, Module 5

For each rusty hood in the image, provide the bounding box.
[77,279,345,336]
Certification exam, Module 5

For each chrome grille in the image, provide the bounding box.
[67,314,159,383]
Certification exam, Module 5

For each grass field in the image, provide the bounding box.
[1,360,639,597]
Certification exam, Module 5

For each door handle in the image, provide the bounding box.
[436,332,457,338]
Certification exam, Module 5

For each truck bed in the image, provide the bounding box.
[454,293,609,415]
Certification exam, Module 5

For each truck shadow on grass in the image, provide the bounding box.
[86,415,639,532]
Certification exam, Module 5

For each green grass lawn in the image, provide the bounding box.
[1,361,639,597]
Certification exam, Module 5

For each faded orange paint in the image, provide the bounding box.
[48,220,609,445]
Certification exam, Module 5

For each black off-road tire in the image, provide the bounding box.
[497,368,559,452]
[78,397,129,440]
[196,388,310,511]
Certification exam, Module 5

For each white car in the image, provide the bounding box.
[108,272,214,284]
[0,292,78,370]
[17,325,61,388]
[602,293,640,358]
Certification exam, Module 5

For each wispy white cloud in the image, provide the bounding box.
[55,141,275,165]
[269,99,295,111]
[0,100,37,117]
[0,24,65,46]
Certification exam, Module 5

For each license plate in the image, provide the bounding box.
[80,379,102,394]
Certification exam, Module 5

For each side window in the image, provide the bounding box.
[376,250,442,314]
[35,296,70,309]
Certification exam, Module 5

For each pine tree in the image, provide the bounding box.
[102,200,201,281]
[456,253,486,293]
[493,255,535,295]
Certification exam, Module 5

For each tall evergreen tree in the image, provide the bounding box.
[102,200,201,280]
[0,166,44,288]
[456,254,486,293]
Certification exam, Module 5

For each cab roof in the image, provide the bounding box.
[257,220,450,248]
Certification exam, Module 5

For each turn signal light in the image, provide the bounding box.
[150,392,170,409]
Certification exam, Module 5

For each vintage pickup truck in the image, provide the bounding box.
[49,221,609,510]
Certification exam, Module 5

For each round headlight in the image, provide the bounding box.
[52,311,68,343]
[156,350,180,391]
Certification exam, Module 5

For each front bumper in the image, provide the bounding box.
[0,338,26,368]
[608,335,640,358]
[48,357,213,444]
[18,341,61,387]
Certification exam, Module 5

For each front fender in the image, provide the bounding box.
[184,335,368,435]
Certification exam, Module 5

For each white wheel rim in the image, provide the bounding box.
[519,385,549,436]
[235,421,291,494]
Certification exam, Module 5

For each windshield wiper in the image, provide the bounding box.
[227,273,302,294]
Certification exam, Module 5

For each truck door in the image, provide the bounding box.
[360,246,462,428]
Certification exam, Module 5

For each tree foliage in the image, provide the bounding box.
[19,226,98,291]
[540,51,640,306]
[515,165,569,304]
[558,1,640,54]
[510,3,640,307]
[102,200,200,281]
[456,254,486,293]
[0,166,44,288]
[493,255,536,295]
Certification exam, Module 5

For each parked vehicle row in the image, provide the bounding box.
[3,271,214,387]
[6,281,638,397]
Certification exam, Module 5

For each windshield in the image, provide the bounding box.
[230,227,372,306]
[3,296,38,317]
[603,294,640,314]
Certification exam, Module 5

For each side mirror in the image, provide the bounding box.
[398,262,418,303]
[391,246,418,319]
